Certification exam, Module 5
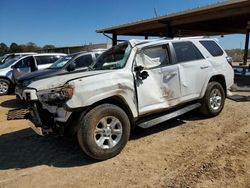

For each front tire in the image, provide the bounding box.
[200,81,225,117]
[77,104,131,160]
[0,78,10,95]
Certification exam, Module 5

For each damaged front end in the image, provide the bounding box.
[25,85,74,136]
[37,84,74,105]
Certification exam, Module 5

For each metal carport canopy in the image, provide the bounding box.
[96,0,250,64]
[96,0,250,37]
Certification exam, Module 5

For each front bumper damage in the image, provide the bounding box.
[28,102,73,136]
[28,102,49,136]
[15,85,25,100]
[23,89,72,136]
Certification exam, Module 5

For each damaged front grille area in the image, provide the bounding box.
[7,101,58,135]
[28,102,66,135]
[25,92,31,101]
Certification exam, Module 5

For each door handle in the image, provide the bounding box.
[200,66,209,69]
[164,72,177,80]
[169,72,177,76]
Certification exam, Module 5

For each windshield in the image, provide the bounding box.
[49,55,74,69]
[92,42,131,70]
[0,54,11,65]
[0,57,20,69]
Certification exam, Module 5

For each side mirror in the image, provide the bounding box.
[140,71,149,80]
[134,65,144,72]
[11,65,16,69]
[67,63,76,71]
[134,65,149,80]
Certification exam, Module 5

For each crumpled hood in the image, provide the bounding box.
[28,70,112,91]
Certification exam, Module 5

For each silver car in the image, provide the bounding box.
[0,52,37,65]
[0,53,66,95]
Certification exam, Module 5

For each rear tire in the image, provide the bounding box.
[77,104,130,160]
[0,78,10,95]
[200,81,225,117]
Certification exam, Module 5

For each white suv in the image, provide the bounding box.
[0,53,65,95]
[23,38,234,160]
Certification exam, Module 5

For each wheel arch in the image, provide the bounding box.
[201,74,227,97]
[208,75,227,95]
[0,76,13,84]
[89,96,136,130]
[67,95,136,135]
[0,76,14,94]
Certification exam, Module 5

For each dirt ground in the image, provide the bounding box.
[0,94,250,188]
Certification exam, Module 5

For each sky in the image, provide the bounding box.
[0,0,245,49]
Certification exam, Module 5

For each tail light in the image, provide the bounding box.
[226,56,233,66]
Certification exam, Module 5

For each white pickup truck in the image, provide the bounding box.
[23,38,234,160]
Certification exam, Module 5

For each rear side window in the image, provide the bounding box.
[199,40,224,57]
[173,41,204,63]
[74,54,93,68]
[35,55,61,65]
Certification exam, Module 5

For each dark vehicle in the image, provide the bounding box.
[15,50,105,100]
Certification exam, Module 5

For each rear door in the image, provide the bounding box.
[172,41,211,100]
[135,43,181,115]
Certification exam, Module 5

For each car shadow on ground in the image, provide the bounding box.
[0,128,96,170]
[131,118,186,140]
[0,98,23,109]
[179,110,209,121]
[0,110,205,170]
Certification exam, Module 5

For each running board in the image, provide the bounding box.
[138,103,201,129]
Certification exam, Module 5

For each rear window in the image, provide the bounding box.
[199,40,224,57]
[35,55,62,65]
[173,41,204,63]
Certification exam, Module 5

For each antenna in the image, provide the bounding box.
[154,7,158,17]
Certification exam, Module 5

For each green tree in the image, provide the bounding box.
[43,44,55,49]
[9,42,22,53]
[23,42,41,52]
[0,43,8,55]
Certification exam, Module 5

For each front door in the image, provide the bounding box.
[12,56,36,82]
[135,44,181,115]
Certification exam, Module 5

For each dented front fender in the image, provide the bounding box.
[66,70,138,118]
